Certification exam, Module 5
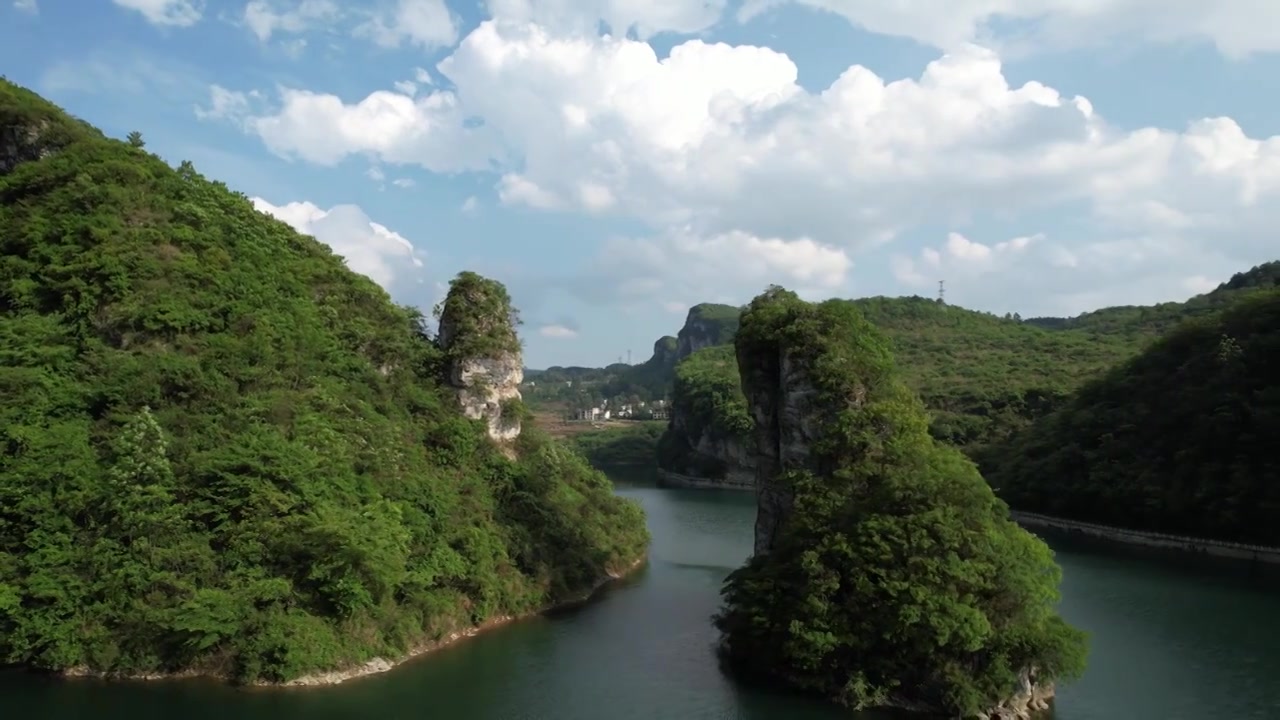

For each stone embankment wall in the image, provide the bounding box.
[656,468,753,491]
[1011,511,1280,564]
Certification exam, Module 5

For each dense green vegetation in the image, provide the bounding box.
[570,422,666,468]
[435,271,522,361]
[854,296,1143,450]
[714,288,1087,717]
[983,290,1280,546]
[655,296,1144,481]
[655,345,753,479]
[654,270,1280,481]
[522,363,668,412]
[0,79,647,683]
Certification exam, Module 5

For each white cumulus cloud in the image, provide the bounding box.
[240,0,455,50]
[112,0,202,27]
[487,0,729,39]
[243,0,339,42]
[579,228,852,308]
[740,0,1280,59]
[207,13,1280,315]
[251,197,425,290]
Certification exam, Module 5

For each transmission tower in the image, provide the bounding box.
[938,280,946,304]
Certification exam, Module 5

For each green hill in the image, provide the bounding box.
[656,295,1147,478]
[0,79,647,683]
[652,270,1280,484]
[1024,262,1280,337]
[982,290,1280,546]
[852,296,1144,449]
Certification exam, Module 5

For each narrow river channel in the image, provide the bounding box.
[4,472,1278,719]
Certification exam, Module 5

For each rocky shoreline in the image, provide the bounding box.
[60,555,647,689]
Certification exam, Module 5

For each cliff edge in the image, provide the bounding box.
[714,286,1087,719]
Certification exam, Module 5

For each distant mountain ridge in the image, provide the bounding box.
[635,262,1280,490]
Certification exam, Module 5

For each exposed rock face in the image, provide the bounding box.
[657,407,755,490]
[650,335,678,369]
[979,667,1056,719]
[654,306,749,490]
[448,354,524,442]
[738,348,825,555]
[436,272,525,443]
[0,120,53,174]
[655,344,756,491]
[674,303,740,360]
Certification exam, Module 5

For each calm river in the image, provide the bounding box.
[4,472,1279,719]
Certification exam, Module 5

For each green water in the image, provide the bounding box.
[4,474,1279,719]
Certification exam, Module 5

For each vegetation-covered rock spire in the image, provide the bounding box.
[437,271,526,442]
[714,287,1087,718]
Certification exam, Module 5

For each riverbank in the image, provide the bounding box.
[1011,511,1280,565]
[60,555,648,688]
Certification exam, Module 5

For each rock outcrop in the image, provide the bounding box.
[714,287,1084,720]
[655,305,754,490]
[437,271,525,443]
[657,405,756,490]
[674,303,740,360]
[655,344,756,490]
[650,335,678,369]
[738,346,824,554]
[1,119,54,174]
[979,667,1056,720]
[446,354,524,442]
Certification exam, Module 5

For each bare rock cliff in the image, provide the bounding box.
[1,120,53,174]
[738,347,825,555]
[447,354,523,442]
[657,405,756,490]
[674,303,740,360]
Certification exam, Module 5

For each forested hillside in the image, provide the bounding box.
[657,296,1148,474]
[652,269,1280,477]
[0,79,648,683]
[853,297,1142,449]
[982,290,1280,546]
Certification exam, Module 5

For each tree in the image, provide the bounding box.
[127,130,145,148]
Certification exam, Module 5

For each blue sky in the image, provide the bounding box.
[3,1,1279,368]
